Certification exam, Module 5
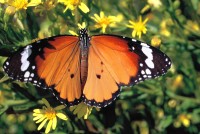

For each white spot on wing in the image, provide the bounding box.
[21,61,30,71]
[142,46,154,69]
[145,59,154,68]
[141,70,145,74]
[141,42,149,47]
[142,47,153,60]
[30,73,34,77]
[20,45,32,71]
[145,69,151,74]
[24,71,30,77]
[132,39,137,42]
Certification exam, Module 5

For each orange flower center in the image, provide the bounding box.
[70,0,80,6]
[45,108,56,120]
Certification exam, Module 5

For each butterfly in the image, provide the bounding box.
[3,28,171,108]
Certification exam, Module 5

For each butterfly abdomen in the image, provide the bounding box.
[80,48,89,89]
[79,29,90,89]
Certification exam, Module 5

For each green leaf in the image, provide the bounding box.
[157,115,173,131]
[12,102,36,112]
[0,105,8,115]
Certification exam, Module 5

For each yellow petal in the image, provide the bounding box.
[132,30,137,37]
[69,30,78,36]
[33,114,44,121]
[63,5,69,12]
[84,107,92,119]
[45,120,53,133]
[33,113,43,117]
[56,113,68,120]
[78,22,86,29]
[100,11,104,18]
[5,6,16,15]
[58,0,65,2]
[78,2,89,13]
[37,118,48,130]
[128,20,135,25]
[36,116,46,123]
[93,14,101,21]
[143,18,149,24]
[0,0,5,3]
[91,16,98,22]
[27,0,41,7]
[102,25,107,33]
[137,31,142,39]
[52,117,57,130]
[126,24,134,28]
[33,109,44,114]
[139,16,142,22]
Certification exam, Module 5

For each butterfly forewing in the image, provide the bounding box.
[3,35,82,106]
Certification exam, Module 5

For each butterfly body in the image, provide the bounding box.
[79,29,90,89]
[3,28,171,108]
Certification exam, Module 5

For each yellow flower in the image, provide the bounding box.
[35,0,57,12]
[91,11,119,33]
[69,30,79,36]
[160,19,173,37]
[151,36,161,48]
[58,0,89,13]
[78,22,86,29]
[147,0,162,8]
[178,114,191,127]
[186,20,199,31]
[70,102,93,119]
[4,0,42,14]
[127,16,148,38]
[33,98,68,133]
[172,74,183,89]
[69,22,86,36]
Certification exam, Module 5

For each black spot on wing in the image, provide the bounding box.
[70,74,74,78]
[96,74,101,79]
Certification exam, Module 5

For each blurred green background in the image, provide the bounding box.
[0,0,200,133]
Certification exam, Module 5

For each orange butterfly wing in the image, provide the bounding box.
[4,36,82,106]
[82,35,171,107]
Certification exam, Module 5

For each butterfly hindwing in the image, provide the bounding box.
[82,46,120,107]
[82,35,171,107]
[3,35,82,106]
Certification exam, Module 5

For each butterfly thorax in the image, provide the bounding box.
[79,29,90,89]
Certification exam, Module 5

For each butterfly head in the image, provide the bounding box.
[79,28,90,48]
